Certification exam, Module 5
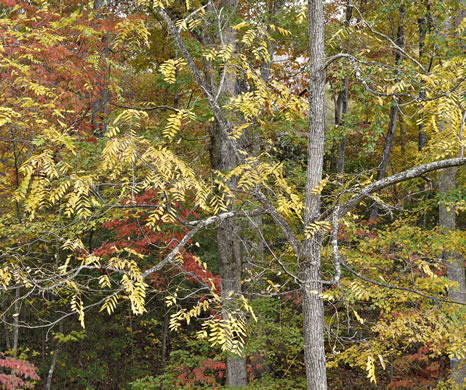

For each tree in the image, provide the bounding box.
[0,0,465,389]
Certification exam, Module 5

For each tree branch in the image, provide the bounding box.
[336,158,465,218]
[341,261,466,306]
[350,2,427,72]
[141,209,264,279]
[155,6,231,133]
[111,102,179,112]
[254,189,301,255]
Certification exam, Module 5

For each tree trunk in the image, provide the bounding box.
[45,322,62,390]
[210,124,248,385]
[217,215,247,386]
[91,0,109,136]
[12,287,20,356]
[156,1,248,384]
[416,0,433,227]
[300,1,327,389]
[4,322,11,350]
[370,2,405,221]
[441,3,466,386]
[439,167,466,387]
[335,78,348,175]
[209,1,248,386]
[332,2,351,175]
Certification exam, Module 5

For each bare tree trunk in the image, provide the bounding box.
[161,307,170,370]
[4,322,11,350]
[12,144,21,357]
[155,1,248,384]
[91,0,109,136]
[210,123,248,386]
[441,3,466,385]
[334,78,348,175]
[417,0,431,152]
[300,1,327,389]
[160,306,170,390]
[370,2,405,221]
[439,168,466,387]
[209,1,248,386]
[45,322,62,390]
[332,2,351,175]
[12,287,20,356]
[416,0,433,227]
[218,220,247,386]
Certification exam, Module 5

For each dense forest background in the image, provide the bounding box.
[0,0,464,389]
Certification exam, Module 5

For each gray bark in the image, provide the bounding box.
[333,2,351,175]
[300,1,327,389]
[45,322,62,390]
[4,322,11,350]
[439,168,466,388]
[12,287,20,356]
[335,79,348,175]
[337,158,465,218]
[155,3,248,384]
[441,3,466,385]
[417,0,431,151]
[45,347,59,390]
[208,1,248,386]
[91,0,109,136]
[331,80,348,174]
[211,119,248,388]
[370,2,405,220]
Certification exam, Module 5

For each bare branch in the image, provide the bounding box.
[254,189,301,255]
[111,102,179,112]
[350,3,427,72]
[141,209,264,279]
[155,6,231,133]
[341,261,466,306]
[337,158,466,218]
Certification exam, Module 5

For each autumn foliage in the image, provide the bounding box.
[0,354,39,390]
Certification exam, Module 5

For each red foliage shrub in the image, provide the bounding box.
[0,353,39,390]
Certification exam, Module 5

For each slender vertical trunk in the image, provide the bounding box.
[160,307,170,390]
[45,346,60,390]
[439,167,466,387]
[102,31,110,135]
[441,3,466,385]
[12,287,20,356]
[334,2,351,175]
[416,1,432,226]
[335,78,348,175]
[370,2,405,221]
[300,1,327,389]
[12,143,21,357]
[4,323,11,350]
[161,308,170,370]
[375,102,398,178]
[92,0,109,136]
[417,1,430,151]
[45,322,62,390]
